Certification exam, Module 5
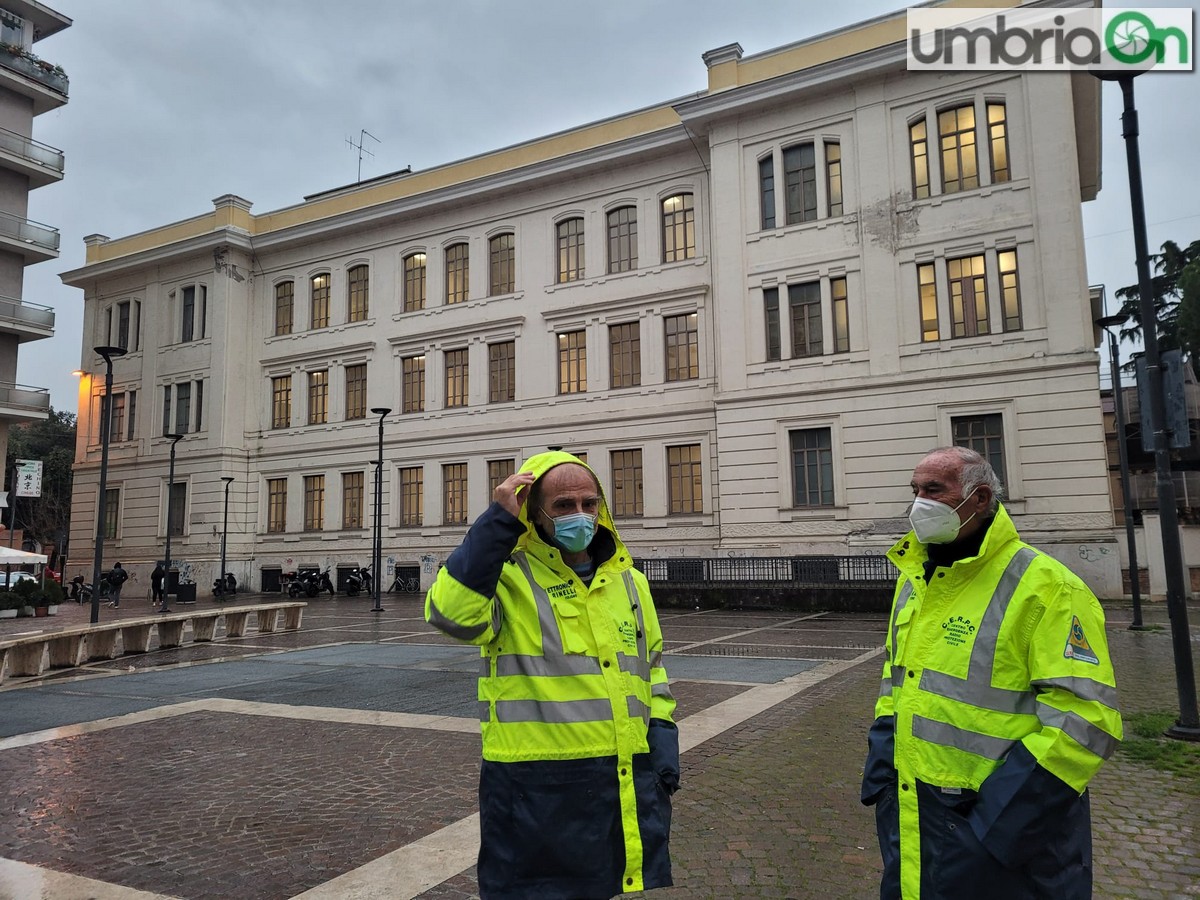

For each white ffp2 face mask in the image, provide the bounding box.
[908,489,978,544]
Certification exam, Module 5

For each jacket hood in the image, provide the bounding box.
[515,451,620,549]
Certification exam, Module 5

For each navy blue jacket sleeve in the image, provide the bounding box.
[444,502,526,598]
[861,715,896,805]
[648,719,680,794]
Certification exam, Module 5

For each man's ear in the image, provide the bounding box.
[974,486,993,512]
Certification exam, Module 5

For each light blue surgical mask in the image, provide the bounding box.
[548,511,597,553]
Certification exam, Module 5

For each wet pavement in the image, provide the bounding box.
[0,593,1195,898]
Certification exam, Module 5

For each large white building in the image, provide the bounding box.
[62,0,1122,598]
[0,1,68,525]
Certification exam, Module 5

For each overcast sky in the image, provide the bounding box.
[16,0,1199,410]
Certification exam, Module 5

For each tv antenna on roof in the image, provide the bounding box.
[347,129,380,183]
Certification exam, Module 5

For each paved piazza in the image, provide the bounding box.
[0,596,1195,898]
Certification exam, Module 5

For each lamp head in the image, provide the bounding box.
[164,432,185,444]
[1096,314,1127,329]
[93,346,128,364]
[370,407,392,417]
[221,476,235,484]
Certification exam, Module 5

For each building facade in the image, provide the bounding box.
[0,1,68,524]
[63,0,1122,598]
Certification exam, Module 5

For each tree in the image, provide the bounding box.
[1114,238,1200,375]
[4,408,76,558]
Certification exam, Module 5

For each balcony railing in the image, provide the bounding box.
[0,125,63,174]
[1128,470,1200,510]
[0,294,53,330]
[0,381,50,412]
[0,47,68,95]
[0,209,59,253]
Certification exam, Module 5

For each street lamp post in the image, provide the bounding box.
[219,476,235,600]
[1097,313,1146,630]
[160,433,185,613]
[369,407,391,612]
[1095,70,1198,739]
[89,345,127,624]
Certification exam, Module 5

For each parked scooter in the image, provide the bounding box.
[289,567,335,598]
[212,572,238,598]
[69,573,111,604]
[343,564,373,598]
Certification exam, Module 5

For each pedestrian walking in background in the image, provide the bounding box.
[862,446,1122,898]
[151,562,165,609]
[107,562,128,609]
[426,450,678,899]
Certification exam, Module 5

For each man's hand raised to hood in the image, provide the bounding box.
[495,472,536,518]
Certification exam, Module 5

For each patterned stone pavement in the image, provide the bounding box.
[0,595,1196,899]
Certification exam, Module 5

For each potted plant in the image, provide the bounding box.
[42,580,64,615]
[10,578,39,616]
[0,591,18,619]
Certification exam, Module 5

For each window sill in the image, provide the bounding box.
[778,506,849,522]
[545,256,708,292]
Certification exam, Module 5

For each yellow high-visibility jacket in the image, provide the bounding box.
[863,505,1121,899]
[426,451,677,900]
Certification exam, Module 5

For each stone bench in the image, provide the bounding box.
[0,602,307,684]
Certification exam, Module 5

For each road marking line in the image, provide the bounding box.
[0,856,179,900]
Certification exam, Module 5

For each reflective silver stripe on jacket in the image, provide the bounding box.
[619,655,651,681]
[888,581,915,664]
[912,715,1017,760]
[627,696,650,723]
[918,547,1039,715]
[1039,706,1120,759]
[624,571,649,662]
[428,595,494,642]
[512,552,564,655]
[493,654,602,678]
[1032,676,1120,709]
[495,698,615,723]
[880,666,904,699]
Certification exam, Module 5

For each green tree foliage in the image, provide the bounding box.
[1115,239,1200,375]
[4,407,76,556]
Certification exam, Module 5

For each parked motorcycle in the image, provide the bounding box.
[69,573,111,604]
[343,564,373,598]
[212,572,238,598]
[289,567,335,598]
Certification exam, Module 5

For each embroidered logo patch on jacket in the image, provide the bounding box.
[1063,615,1100,664]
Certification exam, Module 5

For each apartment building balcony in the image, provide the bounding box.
[0,125,63,188]
[1128,470,1200,512]
[0,380,50,422]
[0,294,53,341]
[0,210,58,262]
[0,45,68,114]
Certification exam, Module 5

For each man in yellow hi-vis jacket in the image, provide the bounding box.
[426,450,677,900]
[862,446,1121,899]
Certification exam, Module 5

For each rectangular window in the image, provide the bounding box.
[271,375,292,429]
[998,249,1022,332]
[609,322,641,389]
[607,207,638,274]
[127,390,137,441]
[825,142,843,217]
[345,364,367,420]
[610,449,643,518]
[445,348,469,408]
[764,287,781,362]
[311,274,330,329]
[662,194,695,263]
[918,263,940,342]
[987,102,1009,184]
[910,118,930,200]
[348,264,369,322]
[948,255,989,338]
[443,463,468,525]
[667,444,703,514]
[488,459,515,496]
[162,385,171,436]
[939,104,979,193]
[665,313,699,381]
[402,356,426,413]
[404,253,426,312]
[304,474,325,531]
[274,281,294,335]
[446,243,469,304]
[759,154,775,230]
[308,370,328,425]
[175,382,191,435]
[489,233,515,295]
[831,278,849,354]
[558,331,587,394]
[267,478,287,533]
[488,341,515,404]
[953,414,1007,487]
[789,283,823,358]
[784,143,817,224]
[181,286,195,342]
[103,487,120,540]
[557,218,585,283]
[116,301,131,350]
[110,392,126,443]
[342,471,364,529]
[195,380,204,432]
[790,428,835,507]
[400,466,423,526]
[168,481,187,537]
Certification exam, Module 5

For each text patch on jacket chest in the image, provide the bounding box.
[546,581,578,601]
[617,619,638,651]
[941,615,976,648]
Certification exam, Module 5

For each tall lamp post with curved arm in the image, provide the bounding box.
[89,345,127,624]
[369,407,391,612]
[219,476,235,598]
[160,433,185,613]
